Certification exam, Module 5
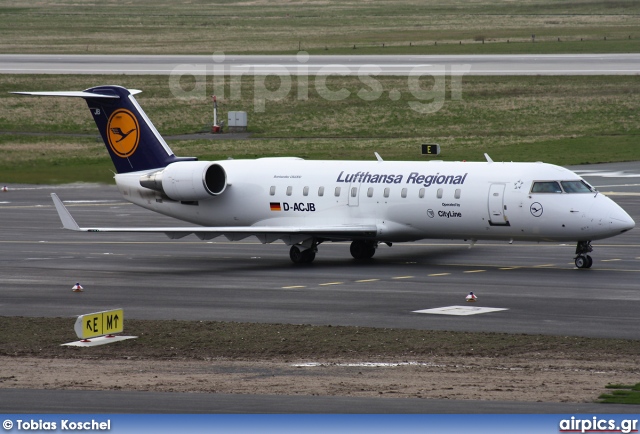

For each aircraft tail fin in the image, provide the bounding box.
[12,85,196,173]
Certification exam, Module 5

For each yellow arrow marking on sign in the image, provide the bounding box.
[74,309,124,340]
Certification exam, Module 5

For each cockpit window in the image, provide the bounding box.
[561,180,593,193]
[531,181,562,193]
[531,180,594,194]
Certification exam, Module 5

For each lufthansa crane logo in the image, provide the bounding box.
[107,109,139,158]
[530,202,543,217]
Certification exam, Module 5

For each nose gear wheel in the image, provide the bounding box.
[575,241,593,269]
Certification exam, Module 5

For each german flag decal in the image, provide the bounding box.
[270,202,282,211]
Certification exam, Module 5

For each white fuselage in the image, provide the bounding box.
[114,158,634,244]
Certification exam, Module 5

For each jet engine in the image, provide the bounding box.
[139,161,227,201]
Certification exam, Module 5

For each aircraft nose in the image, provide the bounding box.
[588,195,635,237]
[609,205,635,234]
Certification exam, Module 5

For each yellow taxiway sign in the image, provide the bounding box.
[74,308,124,340]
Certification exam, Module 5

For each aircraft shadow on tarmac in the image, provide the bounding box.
[150,242,516,273]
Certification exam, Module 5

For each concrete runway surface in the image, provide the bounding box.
[2,53,640,75]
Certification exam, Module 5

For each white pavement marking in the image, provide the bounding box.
[413,306,508,316]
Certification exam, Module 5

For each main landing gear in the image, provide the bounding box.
[289,245,316,264]
[349,240,378,260]
[574,240,593,269]
[289,240,380,264]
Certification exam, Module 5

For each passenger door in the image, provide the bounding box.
[488,183,510,226]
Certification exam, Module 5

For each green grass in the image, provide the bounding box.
[301,39,640,56]
[598,383,640,404]
[1,74,639,184]
[0,135,114,184]
[0,0,639,55]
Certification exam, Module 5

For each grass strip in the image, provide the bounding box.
[2,316,640,361]
[1,0,639,55]
[598,383,640,405]
[1,74,638,184]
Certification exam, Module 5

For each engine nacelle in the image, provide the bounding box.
[139,161,227,201]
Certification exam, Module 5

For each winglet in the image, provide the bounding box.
[51,193,80,231]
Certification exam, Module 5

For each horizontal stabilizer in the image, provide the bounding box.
[11,90,142,98]
[13,91,119,99]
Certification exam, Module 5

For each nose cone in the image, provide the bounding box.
[588,195,635,239]
[610,205,635,234]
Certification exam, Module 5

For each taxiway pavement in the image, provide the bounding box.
[0,163,638,339]
[0,162,638,413]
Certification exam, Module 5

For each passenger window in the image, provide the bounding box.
[335,187,341,197]
[351,187,358,197]
[286,186,292,196]
[454,189,461,199]
[401,188,407,198]
[318,187,324,197]
[531,181,562,193]
[303,186,309,196]
[383,188,390,198]
[437,188,443,199]
[419,188,425,198]
[367,187,373,198]
[561,180,592,193]
[270,186,276,196]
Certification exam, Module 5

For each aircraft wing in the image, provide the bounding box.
[51,193,377,244]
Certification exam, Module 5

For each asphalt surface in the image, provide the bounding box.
[1,54,640,75]
[1,388,637,414]
[0,162,638,413]
[1,163,638,338]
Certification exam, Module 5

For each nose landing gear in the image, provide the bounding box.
[574,240,593,269]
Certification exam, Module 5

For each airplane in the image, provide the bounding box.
[13,85,635,268]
